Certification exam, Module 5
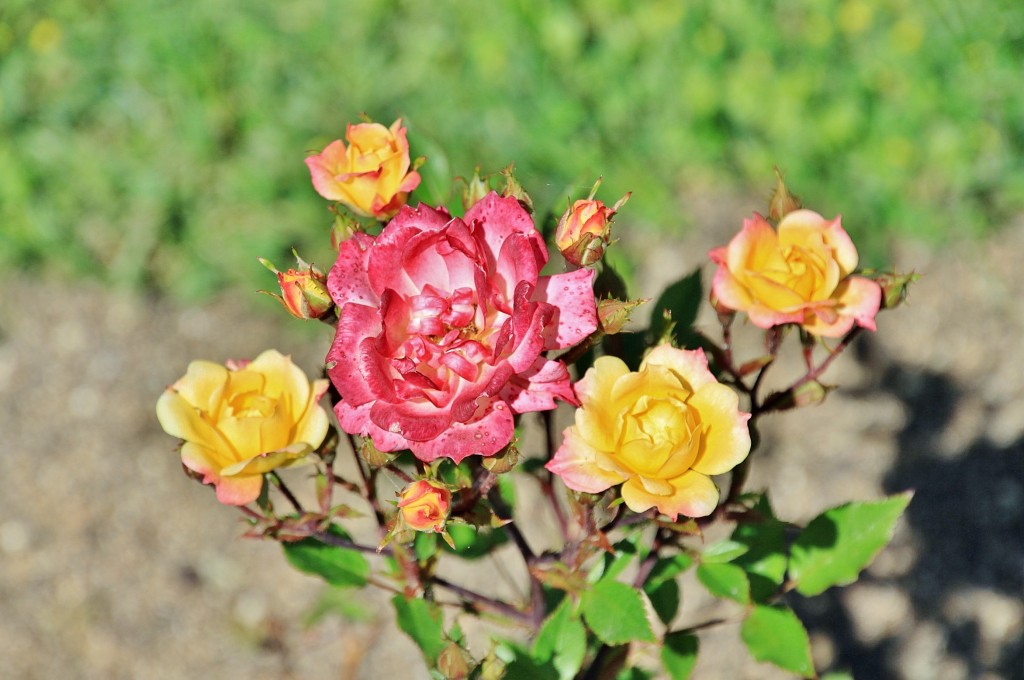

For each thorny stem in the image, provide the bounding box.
[557,329,604,367]
[542,410,570,542]
[311,526,531,626]
[487,486,545,627]
[759,325,864,415]
[431,576,534,626]
[270,472,304,514]
[345,432,387,531]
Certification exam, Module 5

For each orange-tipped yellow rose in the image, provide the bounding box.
[546,345,750,519]
[397,480,452,533]
[709,210,882,337]
[305,118,421,219]
[156,350,329,505]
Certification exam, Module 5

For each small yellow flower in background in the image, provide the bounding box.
[305,117,421,219]
[397,480,452,533]
[156,350,329,506]
[709,210,882,337]
[546,345,750,520]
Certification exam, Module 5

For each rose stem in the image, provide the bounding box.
[269,472,304,514]
[541,410,570,542]
[344,431,387,531]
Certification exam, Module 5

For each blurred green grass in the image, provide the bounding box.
[2,0,1022,300]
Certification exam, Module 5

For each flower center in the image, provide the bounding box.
[616,394,703,478]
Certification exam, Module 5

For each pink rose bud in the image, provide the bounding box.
[555,179,630,267]
[397,480,452,533]
[260,252,333,320]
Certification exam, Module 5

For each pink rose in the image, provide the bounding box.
[326,192,598,463]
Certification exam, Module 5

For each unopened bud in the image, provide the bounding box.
[397,480,452,533]
[554,178,630,268]
[437,642,474,679]
[597,297,648,335]
[499,163,533,214]
[461,166,491,213]
[359,439,394,468]
[330,211,362,250]
[259,251,333,320]
[768,166,801,221]
[481,441,520,475]
[875,270,920,310]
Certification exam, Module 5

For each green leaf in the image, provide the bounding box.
[645,577,680,626]
[789,491,913,596]
[700,539,750,563]
[581,580,655,645]
[440,522,508,558]
[642,553,693,625]
[645,553,694,591]
[649,269,703,348]
[532,598,586,680]
[600,540,639,583]
[696,562,749,603]
[741,605,814,678]
[661,632,698,680]
[414,531,439,562]
[392,595,447,665]
[282,533,369,588]
[731,495,788,602]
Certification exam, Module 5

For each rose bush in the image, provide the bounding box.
[326,192,598,463]
[546,345,750,519]
[397,480,452,533]
[709,210,881,337]
[156,349,330,505]
[306,118,421,219]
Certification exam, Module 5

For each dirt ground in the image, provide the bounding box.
[1,214,1022,679]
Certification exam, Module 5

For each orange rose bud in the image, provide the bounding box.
[397,480,452,533]
[555,179,630,267]
[260,251,333,320]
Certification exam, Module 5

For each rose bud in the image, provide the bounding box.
[768,166,801,221]
[260,252,333,320]
[555,180,630,267]
[397,480,452,533]
[597,297,648,335]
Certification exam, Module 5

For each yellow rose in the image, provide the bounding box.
[156,349,330,505]
[397,480,452,533]
[305,118,421,219]
[709,210,882,337]
[546,345,750,519]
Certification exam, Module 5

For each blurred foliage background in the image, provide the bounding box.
[2,0,1022,300]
